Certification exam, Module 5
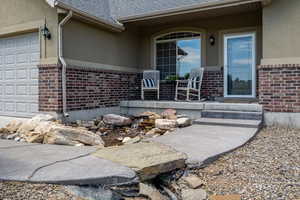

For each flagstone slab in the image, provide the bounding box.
[93,141,187,181]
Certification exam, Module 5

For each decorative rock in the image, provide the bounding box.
[76,120,95,128]
[94,142,187,181]
[17,114,55,135]
[34,121,54,135]
[103,114,132,126]
[181,189,207,200]
[155,119,178,130]
[122,136,141,144]
[25,132,45,143]
[177,118,192,128]
[6,133,19,140]
[31,114,55,122]
[210,194,241,200]
[138,111,162,120]
[5,120,23,133]
[161,109,177,120]
[67,185,123,200]
[146,128,165,136]
[181,175,205,189]
[44,125,105,146]
[139,183,168,200]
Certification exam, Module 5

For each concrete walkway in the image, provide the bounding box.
[0,124,258,185]
[151,124,258,167]
[0,140,137,185]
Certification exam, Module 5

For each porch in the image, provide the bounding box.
[128,1,262,101]
[120,100,263,128]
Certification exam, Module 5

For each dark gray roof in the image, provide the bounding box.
[109,0,224,19]
[46,0,256,28]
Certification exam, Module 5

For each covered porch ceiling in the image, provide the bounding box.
[123,2,262,28]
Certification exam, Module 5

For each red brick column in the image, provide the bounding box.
[38,64,63,112]
[201,69,224,99]
[258,64,300,112]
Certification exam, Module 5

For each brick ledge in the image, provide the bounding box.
[258,63,300,69]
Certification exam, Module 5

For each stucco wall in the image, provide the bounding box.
[138,11,262,69]
[262,0,300,65]
[0,0,58,64]
[63,19,140,71]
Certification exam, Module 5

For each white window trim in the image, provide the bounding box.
[223,32,256,98]
[153,31,203,78]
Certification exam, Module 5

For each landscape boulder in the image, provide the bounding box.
[122,136,141,144]
[161,109,177,120]
[155,119,178,130]
[181,189,207,200]
[44,125,105,147]
[5,120,23,133]
[177,118,192,128]
[138,111,162,120]
[103,114,132,126]
[139,183,168,200]
[17,114,55,135]
[181,175,205,189]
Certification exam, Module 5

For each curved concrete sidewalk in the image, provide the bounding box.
[0,140,137,185]
[151,124,258,167]
[0,124,258,185]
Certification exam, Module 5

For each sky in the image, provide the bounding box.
[177,39,201,76]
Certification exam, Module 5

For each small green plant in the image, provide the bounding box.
[184,73,190,79]
[165,75,179,81]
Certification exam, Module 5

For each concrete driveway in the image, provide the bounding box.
[0,116,28,128]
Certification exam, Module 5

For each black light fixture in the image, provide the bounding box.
[41,24,51,40]
[209,35,215,46]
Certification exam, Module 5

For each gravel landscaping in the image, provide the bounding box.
[0,126,299,200]
[0,182,77,200]
[194,126,300,200]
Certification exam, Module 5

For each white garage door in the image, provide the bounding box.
[0,32,40,117]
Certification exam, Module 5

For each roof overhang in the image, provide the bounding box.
[45,0,125,32]
[119,0,272,23]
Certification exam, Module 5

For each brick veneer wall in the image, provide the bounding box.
[66,67,139,111]
[38,64,140,113]
[201,70,224,99]
[38,64,63,112]
[258,64,300,112]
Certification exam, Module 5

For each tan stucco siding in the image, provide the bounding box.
[63,19,140,71]
[139,11,262,69]
[262,0,300,64]
[0,0,59,64]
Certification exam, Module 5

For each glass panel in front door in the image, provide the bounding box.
[227,36,253,96]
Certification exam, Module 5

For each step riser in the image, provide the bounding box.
[201,112,262,120]
[194,121,262,129]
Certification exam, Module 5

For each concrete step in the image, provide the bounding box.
[194,118,262,128]
[201,110,263,120]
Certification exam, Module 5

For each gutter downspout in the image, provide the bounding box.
[58,11,73,118]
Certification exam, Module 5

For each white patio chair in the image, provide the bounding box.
[175,67,204,101]
[141,70,160,100]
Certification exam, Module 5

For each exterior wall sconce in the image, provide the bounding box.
[41,24,51,40]
[209,35,215,46]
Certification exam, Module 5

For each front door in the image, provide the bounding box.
[224,33,256,98]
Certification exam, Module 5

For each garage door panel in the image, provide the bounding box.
[29,68,39,79]
[4,69,15,80]
[0,32,39,117]
[16,68,28,79]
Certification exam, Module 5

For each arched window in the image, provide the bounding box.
[155,31,201,80]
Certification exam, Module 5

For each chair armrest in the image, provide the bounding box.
[176,80,189,83]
